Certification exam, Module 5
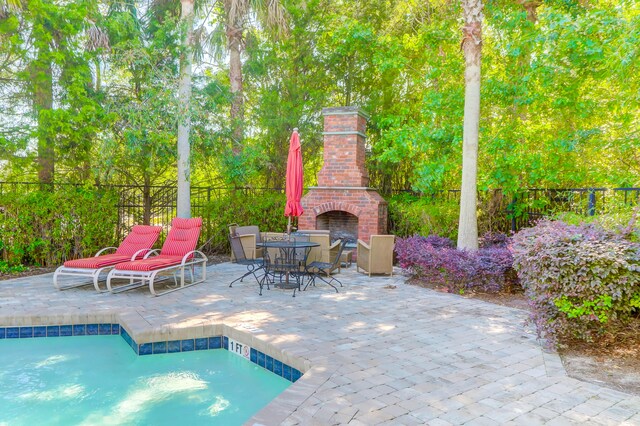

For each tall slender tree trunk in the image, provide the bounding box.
[143,175,152,225]
[177,0,194,218]
[227,30,244,153]
[95,58,101,91]
[457,0,483,250]
[34,48,54,184]
[517,0,541,23]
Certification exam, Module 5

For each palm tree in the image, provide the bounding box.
[221,0,287,152]
[457,0,484,250]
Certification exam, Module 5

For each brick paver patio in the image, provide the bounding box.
[1,263,639,425]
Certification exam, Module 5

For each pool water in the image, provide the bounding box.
[0,336,290,425]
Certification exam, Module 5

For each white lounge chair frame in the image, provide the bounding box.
[53,248,152,292]
[105,250,208,296]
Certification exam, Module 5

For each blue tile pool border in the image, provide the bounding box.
[0,324,302,383]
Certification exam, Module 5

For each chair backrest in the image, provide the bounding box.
[290,234,310,263]
[262,232,287,261]
[330,240,347,268]
[305,234,330,263]
[160,217,203,257]
[297,229,330,236]
[369,235,395,273]
[229,234,248,262]
[370,235,395,252]
[115,225,163,257]
[236,225,261,243]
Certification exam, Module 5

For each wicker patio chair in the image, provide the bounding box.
[356,235,395,277]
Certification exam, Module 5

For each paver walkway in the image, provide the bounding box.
[1,263,639,425]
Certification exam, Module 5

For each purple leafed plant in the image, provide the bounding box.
[511,219,640,347]
[395,233,516,294]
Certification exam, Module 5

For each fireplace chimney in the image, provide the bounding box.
[299,107,388,243]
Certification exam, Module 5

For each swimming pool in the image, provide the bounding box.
[0,335,291,425]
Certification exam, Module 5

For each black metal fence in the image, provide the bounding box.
[0,182,285,251]
[393,187,640,232]
[1,182,638,245]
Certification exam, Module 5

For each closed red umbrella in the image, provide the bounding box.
[284,128,304,232]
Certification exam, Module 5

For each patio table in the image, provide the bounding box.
[256,241,319,296]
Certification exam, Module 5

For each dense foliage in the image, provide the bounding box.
[511,219,640,346]
[201,191,288,253]
[388,190,518,240]
[395,233,516,294]
[0,187,119,266]
[1,0,638,193]
[388,195,460,240]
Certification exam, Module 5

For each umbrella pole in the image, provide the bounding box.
[287,216,292,235]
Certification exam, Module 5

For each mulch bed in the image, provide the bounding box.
[0,267,56,281]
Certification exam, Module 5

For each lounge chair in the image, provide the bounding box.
[356,235,395,277]
[53,225,162,292]
[106,217,207,296]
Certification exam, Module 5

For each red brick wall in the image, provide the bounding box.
[316,108,369,187]
[299,106,388,244]
[298,189,388,243]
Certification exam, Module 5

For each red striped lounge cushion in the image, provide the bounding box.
[114,255,182,272]
[159,217,202,258]
[115,225,163,257]
[64,254,131,269]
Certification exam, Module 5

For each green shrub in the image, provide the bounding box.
[554,201,640,242]
[0,188,119,267]
[511,219,640,347]
[0,260,28,274]
[201,191,288,253]
[388,194,459,240]
[387,191,513,240]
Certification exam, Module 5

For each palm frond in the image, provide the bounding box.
[1,0,22,18]
[226,0,250,26]
[86,23,111,52]
[250,0,288,38]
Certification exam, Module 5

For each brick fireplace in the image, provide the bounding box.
[299,106,388,243]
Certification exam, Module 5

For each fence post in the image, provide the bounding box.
[587,190,596,216]
[507,196,517,233]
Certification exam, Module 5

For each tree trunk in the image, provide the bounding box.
[457,0,483,250]
[143,175,152,225]
[177,0,194,218]
[95,57,101,91]
[227,28,244,153]
[517,0,541,23]
[34,49,54,184]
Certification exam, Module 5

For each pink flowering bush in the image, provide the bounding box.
[395,233,516,294]
[511,219,640,346]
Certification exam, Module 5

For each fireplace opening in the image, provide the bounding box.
[316,211,358,245]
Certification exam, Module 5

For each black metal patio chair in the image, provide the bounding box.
[305,239,347,293]
[229,234,268,295]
